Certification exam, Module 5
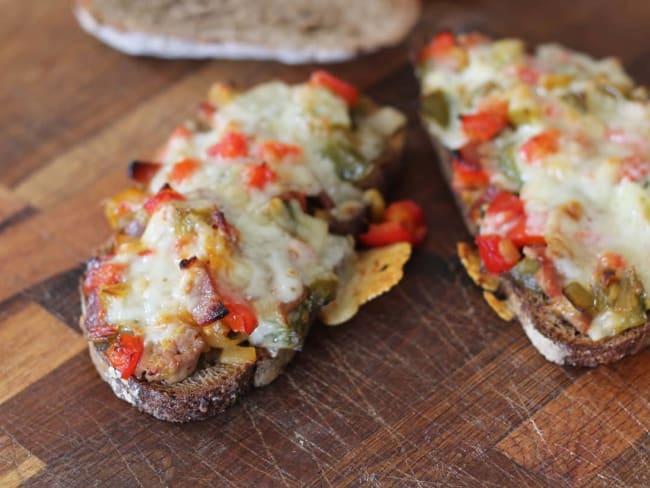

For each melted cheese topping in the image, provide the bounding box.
[421,36,650,339]
[94,79,404,383]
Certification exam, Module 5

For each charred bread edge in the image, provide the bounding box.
[73,0,420,64]
[428,129,650,366]
[80,111,407,422]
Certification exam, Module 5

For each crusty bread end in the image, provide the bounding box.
[74,0,420,64]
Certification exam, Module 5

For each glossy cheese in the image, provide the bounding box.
[94,78,405,383]
[420,35,650,339]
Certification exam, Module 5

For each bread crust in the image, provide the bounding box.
[429,130,650,366]
[74,0,420,64]
[80,106,406,421]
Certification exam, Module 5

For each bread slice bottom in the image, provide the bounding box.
[88,342,294,422]
[429,130,650,366]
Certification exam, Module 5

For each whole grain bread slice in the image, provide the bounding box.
[429,132,650,367]
[81,111,407,422]
[74,0,420,64]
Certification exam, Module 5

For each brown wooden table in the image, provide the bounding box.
[2,1,650,485]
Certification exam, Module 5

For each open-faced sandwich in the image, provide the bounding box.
[417,31,650,366]
[81,72,425,422]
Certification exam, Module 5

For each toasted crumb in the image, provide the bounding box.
[483,291,514,321]
[457,242,499,292]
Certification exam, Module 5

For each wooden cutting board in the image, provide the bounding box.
[2,0,650,486]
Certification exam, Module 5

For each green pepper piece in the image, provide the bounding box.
[563,282,595,315]
[309,276,338,308]
[422,90,450,127]
[510,258,541,292]
[322,142,372,182]
[498,142,522,187]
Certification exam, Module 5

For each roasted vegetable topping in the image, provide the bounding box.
[143,184,185,215]
[359,200,427,247]
[222,303,258,335]
[323,142,372,182]
[461,101,509,143]
[422,90,450,127]
[207,131,249,158]
[106,333,144,380]
[310,70,359,106]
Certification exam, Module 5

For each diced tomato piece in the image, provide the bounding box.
[419,31,456,61]
[461,101,509,143]
[222,303,258,335]
[452,159,490,189]
[476,235,521,274]
[358,221,414,247]
[384,200,427,243]
[172,126,192,139]
[170,158,200,183]
[143,185,185,215]
[520,129,560,164]
[619,155,650,182]
[360,200,427,246]
[244,163,277,189]
[83,261,126,294]
[106,333,144,380]
[482,192,545,247]
[207,131,249,158]
[258,141,302,162]
[310,70,359,106]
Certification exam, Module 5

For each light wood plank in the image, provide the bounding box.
[497,358,650,485]
[0,303,86,404]
[0,435,45,488]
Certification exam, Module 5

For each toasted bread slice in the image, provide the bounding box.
[431,133,650,367]
[74,0,420,64]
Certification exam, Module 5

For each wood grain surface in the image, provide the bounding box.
[2,0,650,486]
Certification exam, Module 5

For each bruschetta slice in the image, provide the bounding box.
[81,73,421,421]
[417,32,650,366]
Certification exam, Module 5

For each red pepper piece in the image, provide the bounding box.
[222,303,258,335]
[476,235,521,274]
[244,163,277,190]
[452,159,490,189]
[419,31,456,61]
[520,129,560,164]
[169,158,200,183]
[358,221,413,247]
[482,192,545,247]
[258,141,302,162]
[143,185,186,215]
[310,70,359,106]
[461,101,509,143]
[83,261,126,294]
[106,333,144,380]
[359,200,427,246]
[207,131,249,159]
